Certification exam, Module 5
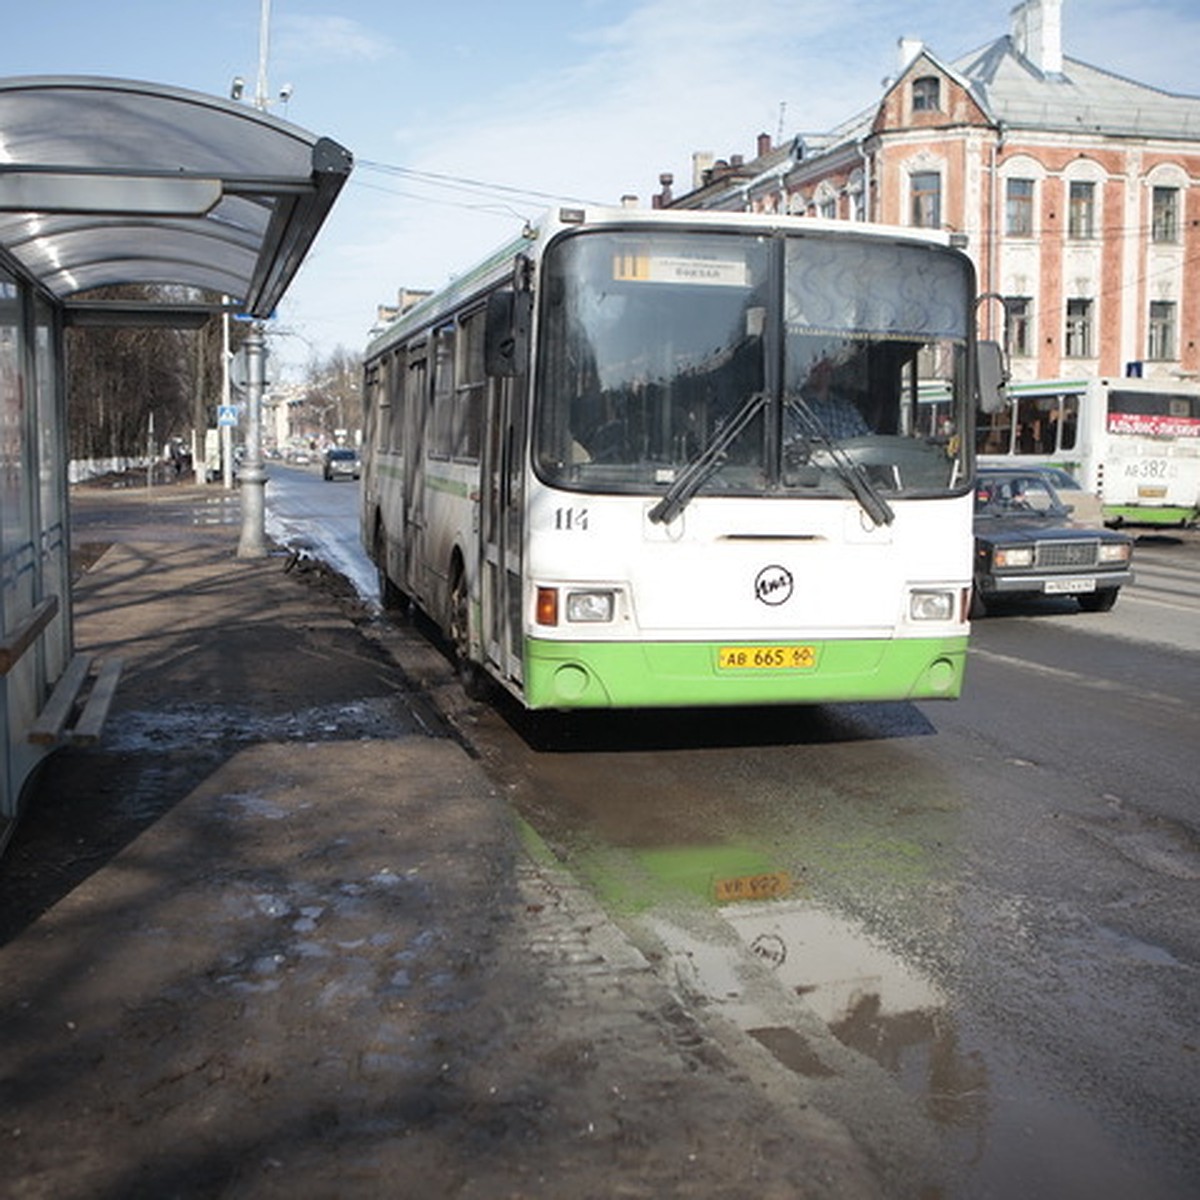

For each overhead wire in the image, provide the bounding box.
[357,158,604,210]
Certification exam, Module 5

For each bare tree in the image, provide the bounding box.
[65,285,212,462]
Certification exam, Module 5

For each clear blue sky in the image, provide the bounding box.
[5,0,1199,376]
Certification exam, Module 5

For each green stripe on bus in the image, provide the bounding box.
[1104,504,1197,525]
[522,636,967,709]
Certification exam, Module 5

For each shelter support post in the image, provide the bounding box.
[237,324,268,558]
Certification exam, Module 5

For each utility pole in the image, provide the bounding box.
[236,326,268,558]
[254,0,271,112]
[235,0,273,556]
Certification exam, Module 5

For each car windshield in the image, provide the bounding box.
[975,474,1067,517]
[533,227,972,514]
[329,449,356,460]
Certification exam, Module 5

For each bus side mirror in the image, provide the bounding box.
[977,340,1008,413]
[485,289,532,377]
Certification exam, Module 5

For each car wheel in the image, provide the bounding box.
[1078,588,1118,613]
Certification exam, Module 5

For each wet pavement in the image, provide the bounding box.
[1,482,880,1199]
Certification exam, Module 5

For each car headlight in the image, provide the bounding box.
[1098,542,1131,564]
[909,590,956,621]
[565,590,615,623]
[993,546,1034,568]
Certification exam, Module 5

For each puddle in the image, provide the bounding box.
[649,897,987,1131]
[723,901,943,1027]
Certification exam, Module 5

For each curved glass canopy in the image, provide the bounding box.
[0,76,352,322]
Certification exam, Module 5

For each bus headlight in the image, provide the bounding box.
[909,589,955,621]
[566,590,615,623]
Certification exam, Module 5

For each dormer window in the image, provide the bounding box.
[912,76,941,112]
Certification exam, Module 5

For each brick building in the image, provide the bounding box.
[659,0,1200,385]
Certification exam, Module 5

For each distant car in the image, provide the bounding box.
[323,446,361,481]
[972,468,1133,617]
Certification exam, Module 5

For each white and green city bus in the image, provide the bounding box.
[362,207,996,710]
[975,375,1200,525]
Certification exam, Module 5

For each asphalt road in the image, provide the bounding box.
[268,463,1200,1199]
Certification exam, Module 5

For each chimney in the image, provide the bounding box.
[692,151,715,189]
[757,132,773,159]
[1012,0,1063,75]
[652,172,674,210]
[897,37,924,71]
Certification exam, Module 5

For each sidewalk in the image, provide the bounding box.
[0,484,876,1200]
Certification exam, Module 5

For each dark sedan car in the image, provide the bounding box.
[971,468,1134,617]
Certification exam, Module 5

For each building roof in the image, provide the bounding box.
[953,37,1200,139]
[0,76,353,324]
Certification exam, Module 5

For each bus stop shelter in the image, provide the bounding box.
[0,76,353,849]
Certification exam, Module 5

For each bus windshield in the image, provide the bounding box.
[1106,388,1200,438]
[534,227,972,507]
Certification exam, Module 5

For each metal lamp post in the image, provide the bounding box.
[237,324,268,558]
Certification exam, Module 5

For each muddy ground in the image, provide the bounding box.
[0,483,881,1199]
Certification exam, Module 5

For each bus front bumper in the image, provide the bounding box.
[522,635,968,710]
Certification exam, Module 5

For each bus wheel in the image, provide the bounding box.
[379,567,409,616]
[449,568,489,701]
[375,529,409,616]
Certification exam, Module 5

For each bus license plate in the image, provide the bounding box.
[1044,578,1096,595]
[718,645,816,670]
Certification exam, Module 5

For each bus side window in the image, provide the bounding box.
[1060,396,1078,450]
[387,350,404,452]
[455,309,486,461]
[977,407,1012,454]
[431,325,456,459]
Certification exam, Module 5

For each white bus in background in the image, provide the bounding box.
[975,375,1200,526]
[361,207,1001,711]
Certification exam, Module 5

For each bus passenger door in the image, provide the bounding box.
[403,350,430,604]
[481,375,525,687]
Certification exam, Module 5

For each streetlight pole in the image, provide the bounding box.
[255,0,272,112]
[234,0,272,558]
[237,324,269,558]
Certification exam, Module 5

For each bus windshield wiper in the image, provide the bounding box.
[649,391,768,525]
[785,395,895,527]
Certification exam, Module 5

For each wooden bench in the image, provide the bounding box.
[2,595,123,748]
[28,654,124,747]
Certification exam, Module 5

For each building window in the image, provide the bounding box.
[1148,301,1177,361]
[818,195,837,220]
[912,76,941,112]
[1065,298,1093,358]
[1005,179,1035,236]
[1151,187,1179,243]
[1068,181,1095,240]
[910,171,941,228]
[1004,296,1033,357]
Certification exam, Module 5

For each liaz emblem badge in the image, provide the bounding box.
[754,564,793,606]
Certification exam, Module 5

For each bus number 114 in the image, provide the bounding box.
[554,507,590,531]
